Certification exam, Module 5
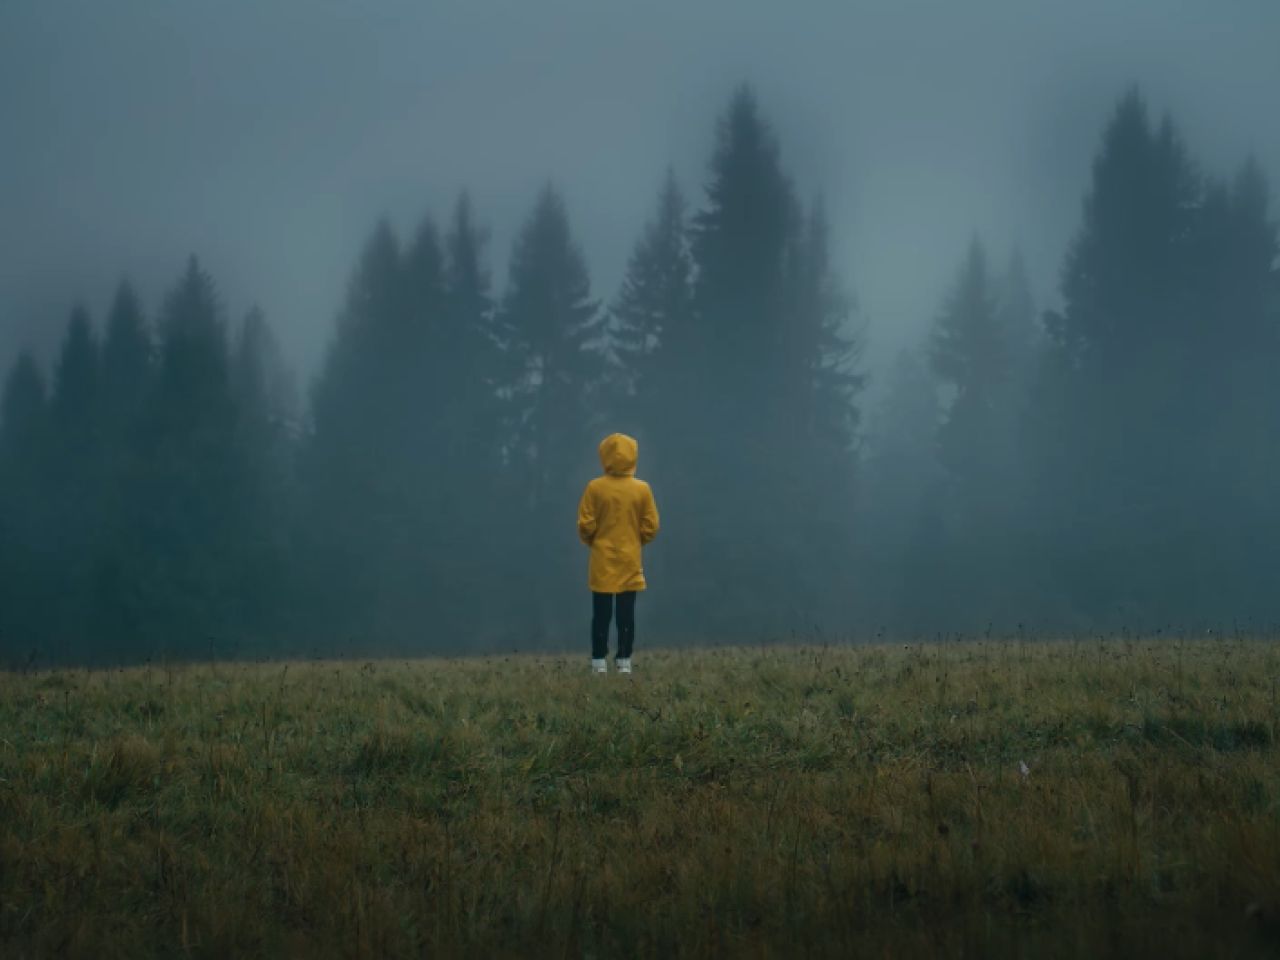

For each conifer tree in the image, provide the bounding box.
[399,209,447,509]
[0,352,49,459]
[100,281,153,442]
[136,257,246,648]
[1031,91,1209,623]
[309,221,405,464]
[928,240,1029,626]
[441,193,508,481]
[390,211,475,639]
[302,221,413,642]
[51,306,100,438]
[0,352,53,653]
[47,307,103,648]
[90,283,155,652]
[782,199,864,620]
[229,307,298,639]
[498,185,604,635]
[1186,160,1280,616]
[856,347,945,629]
[930,240,1007,494]
[434,195,513,640]
[611,169,694,447]
[671,87,864,636]
[234,306,297,430]
[671,87,802,636]
[997,251,1040,371]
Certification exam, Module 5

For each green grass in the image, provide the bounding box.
[2,638,1280,957]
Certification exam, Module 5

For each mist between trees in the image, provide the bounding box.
[2,86,1278,666]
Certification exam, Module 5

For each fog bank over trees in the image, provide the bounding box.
[2,84,1278,663]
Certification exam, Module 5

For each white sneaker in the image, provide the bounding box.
[616,658,632,674]
[591,658,608,674]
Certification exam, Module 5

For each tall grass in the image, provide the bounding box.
[2,637,1279,957]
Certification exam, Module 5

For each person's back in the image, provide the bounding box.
[577,434,659,673]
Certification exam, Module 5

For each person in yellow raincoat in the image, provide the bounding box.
[577,433,659,674]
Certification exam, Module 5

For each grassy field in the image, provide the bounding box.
[2,637,1280,958]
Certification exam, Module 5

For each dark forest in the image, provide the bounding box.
[2,86,1278,664]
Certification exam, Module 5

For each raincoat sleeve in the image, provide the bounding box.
[640,485,659,546]
[577,483,598,546]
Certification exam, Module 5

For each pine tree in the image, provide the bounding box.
[994,250,1044,621]
[856,347,946,630]
[0,352,49,459]
[788,200,864,471]
[498,185,604,637]
[309,220,405,466]
[229,307,298,640]
[51,306,100,437]
[668,87,864,637]
[930,240,1007,493]
[154,257,233,440]
[1032,91,1209,624]
[398,211,447,554]
[0,352,54,655]
[100,280,153,441]
[435,194,513,642]
[47,307,103,649]
[302,221,413,643]
[611,168,694,446]
[0,353,48,458]
[90,283,155,653]
[402,214,446,486]
[997,251,1040,371]
[1187,160,1280,616]
[391,211,475,641]
[233,306,297,431]
[134,257,246,649]
[928,239,1030,627]
[671,86,803,637]
[782,199,865,622]
[441,193,508,481]
[303,204,519,648]
[690,88,797,424]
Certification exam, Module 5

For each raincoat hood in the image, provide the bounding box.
[599,433,638,478]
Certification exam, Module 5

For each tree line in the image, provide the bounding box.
[1,87,1277,664]
[859,91,1280,635]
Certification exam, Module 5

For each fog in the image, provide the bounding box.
[6,2,1277,380]
[2,2,1279,661]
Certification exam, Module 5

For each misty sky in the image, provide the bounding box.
[4,1,1279,395]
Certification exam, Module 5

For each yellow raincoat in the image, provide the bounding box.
[577,434,659,593]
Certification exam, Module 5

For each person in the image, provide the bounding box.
[577,433,659,674]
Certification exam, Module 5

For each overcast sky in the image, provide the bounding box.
[3,1,1279,394]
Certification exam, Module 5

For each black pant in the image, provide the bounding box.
[592,591,637,660]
